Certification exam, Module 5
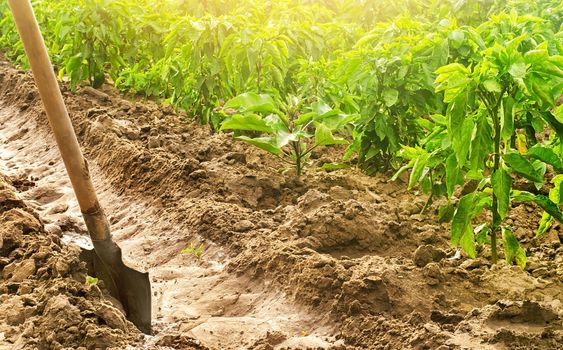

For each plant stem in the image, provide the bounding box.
[292,141,302,176]
[302,143,318,158]
[485,87,506,264]
[276,154,296,166]
[420,172,434,214]
[491,124,500,263]
[256,61,262,93]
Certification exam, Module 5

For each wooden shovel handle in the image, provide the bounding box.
[8,0,110,241]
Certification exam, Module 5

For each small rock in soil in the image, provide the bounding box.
[430,310,464,325]
[233,220,255,232]
[226,152,247,164]
[459,258,490,270]
[312,254,334,268]
[189,169,208,180]
[413,245,447,267]
[8,258,35,282]
[95,303,128,331]
[147,135,161,149]
[423,263,444,285]
[123,128,140,141]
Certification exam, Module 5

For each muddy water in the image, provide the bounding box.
[0,108,339,349]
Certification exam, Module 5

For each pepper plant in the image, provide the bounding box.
[404,13,563,267]
[219,92,357,176]
[327,17,455,172]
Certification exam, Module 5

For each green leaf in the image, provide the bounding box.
[539,110,563,137]
[471,192,492,217]
[533,195,563,223]
[449,30,465,48]
[447,95,465,136]
[527,145,563,171]
[469,114,492,174]
[382,88,399,107]
[445,153,460,198]
[502,226,526,269]
[390,163,411,182]
[508,62,527,79]
[452,193,475,246]
[451,112,474,167]
[540,59,563,79]
[460,225,476,259]
[501,96,515,141]
[438,203,455,223]
[555,105,563,125]
[321,163,349,171]
[437,71,471,103]
[530,79,555,107]
[224,93,277,114]
[416,117,435,131]
[408,152,429,190]
[264,114,287,130]
[310,100,332,116]
[86,276,99,285]
[314,123,347,146]
[492,168,512,220]
[235,136,281,155]
[296,101,341,126]
[294,112,316,126]
[524,47,549,65]
[398,145,424,161]
[536,212,552,237]
[503,152,543,183]
[320,113,358,130]
[483,79,502,93]
[435,63,470,75]
[220,114,273,133]
[276,130,303,148]
[511,190,536,203]
[474,223,490,244]
[550,175,563,205]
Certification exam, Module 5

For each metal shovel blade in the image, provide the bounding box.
[80,239,152,334]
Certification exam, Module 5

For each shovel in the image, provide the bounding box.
[7,0,151,334]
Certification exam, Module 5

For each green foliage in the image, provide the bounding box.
[220,93,356,175]
[331,18,452,172]
[502,226,527,269]
[86,275,99,285]
[181,242,204,260]
[404,11,563,267]
[1,0,561,267]
[1,0,559,158]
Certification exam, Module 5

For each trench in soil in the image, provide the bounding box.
[0,88,337,348]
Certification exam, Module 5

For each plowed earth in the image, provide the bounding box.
[0,56,562,350]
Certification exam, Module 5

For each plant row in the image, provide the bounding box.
[0,0,562,266]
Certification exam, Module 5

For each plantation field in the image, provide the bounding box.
[0,0,562,349]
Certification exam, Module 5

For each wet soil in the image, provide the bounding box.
[0,56,562,349]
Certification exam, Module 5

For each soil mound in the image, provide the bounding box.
[0,174,141,350]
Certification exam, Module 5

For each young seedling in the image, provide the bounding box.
[86,276,99,285]
[219,92,357,175]
[181,242,204,260]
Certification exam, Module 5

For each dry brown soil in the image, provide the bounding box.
[0,56,562,350]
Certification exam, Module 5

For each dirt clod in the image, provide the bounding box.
[413,244,447,267]
[0,175,141,349]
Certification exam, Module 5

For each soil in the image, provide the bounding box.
[0,173,141,350]
[0,55,562,349]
